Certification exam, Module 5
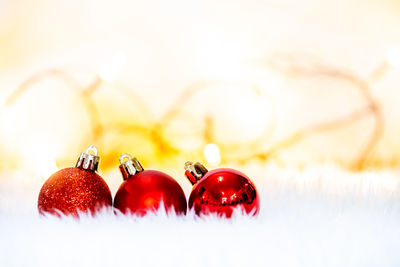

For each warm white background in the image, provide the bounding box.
[1,1,400,266]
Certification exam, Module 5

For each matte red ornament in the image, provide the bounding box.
[185,161,259,218]
[113,154,187,216]
[38,146,112,217]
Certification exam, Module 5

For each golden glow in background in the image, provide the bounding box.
[0,0,400,187]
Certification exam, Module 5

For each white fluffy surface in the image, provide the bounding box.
[1,165,400,267]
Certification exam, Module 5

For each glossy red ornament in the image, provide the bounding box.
[113,154,187,216]
[185,161,259,218]
[38,146,112,217]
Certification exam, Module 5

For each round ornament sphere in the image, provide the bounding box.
[114,155,187,216]
[38,168,112,217]
[37,146,112,217]
[185,162,259,218]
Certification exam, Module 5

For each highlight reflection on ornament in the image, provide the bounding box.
[184,161,260,218]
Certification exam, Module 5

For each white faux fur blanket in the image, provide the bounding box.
[1,165,399,267]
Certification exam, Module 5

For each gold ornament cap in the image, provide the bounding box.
[184,161,208,185]
[76,145,100,172]
[119,153,144,180]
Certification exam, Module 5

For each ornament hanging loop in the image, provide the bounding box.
[85,145,98,156]
[76,145,100,172]
[119,153,144,180]
[184,161,208,185]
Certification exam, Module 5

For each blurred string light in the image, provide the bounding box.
[386,47,400,67]
[189,83,276,145]
[0,51,396,171]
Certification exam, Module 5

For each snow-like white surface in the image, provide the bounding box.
[1,165,400,267]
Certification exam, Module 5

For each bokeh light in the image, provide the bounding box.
[204,143,221,166]
[387,47,400,67]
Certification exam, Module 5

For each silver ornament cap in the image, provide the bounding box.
[184,161,208,185]
[76,145,100,172]
[119,153,144,180]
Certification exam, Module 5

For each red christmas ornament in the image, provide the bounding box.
[38,146,112,217]
[113,154,187,216]
[185,161,259,218]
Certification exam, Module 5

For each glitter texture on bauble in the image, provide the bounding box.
[37,146,112,217]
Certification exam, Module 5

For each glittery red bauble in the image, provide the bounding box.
[188,168,259,218]
[38,167,112,217]
[114,170,187,216]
